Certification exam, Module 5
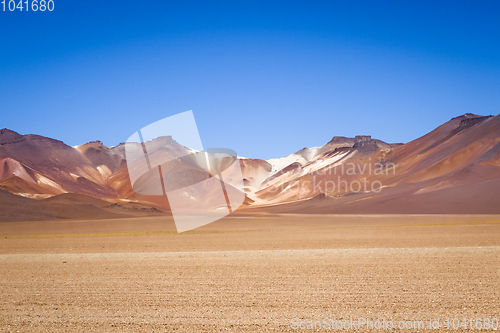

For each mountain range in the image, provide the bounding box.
[1,113,500,222]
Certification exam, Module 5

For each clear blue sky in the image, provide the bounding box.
[1,0,499,159]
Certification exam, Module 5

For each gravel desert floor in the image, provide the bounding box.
[0,214,499,332]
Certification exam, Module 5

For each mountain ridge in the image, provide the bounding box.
[1,112,499,221]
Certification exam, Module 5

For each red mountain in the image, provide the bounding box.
[1,113,499,221]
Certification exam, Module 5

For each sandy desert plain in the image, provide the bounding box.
[0,213,498,332]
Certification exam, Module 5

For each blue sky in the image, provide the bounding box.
[1,1,499,159]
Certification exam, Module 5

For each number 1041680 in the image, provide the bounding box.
[1,0,54,11]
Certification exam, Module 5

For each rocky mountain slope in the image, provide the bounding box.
[1,112,499,221]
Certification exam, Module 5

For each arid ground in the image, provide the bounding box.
[0,214,499,332]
